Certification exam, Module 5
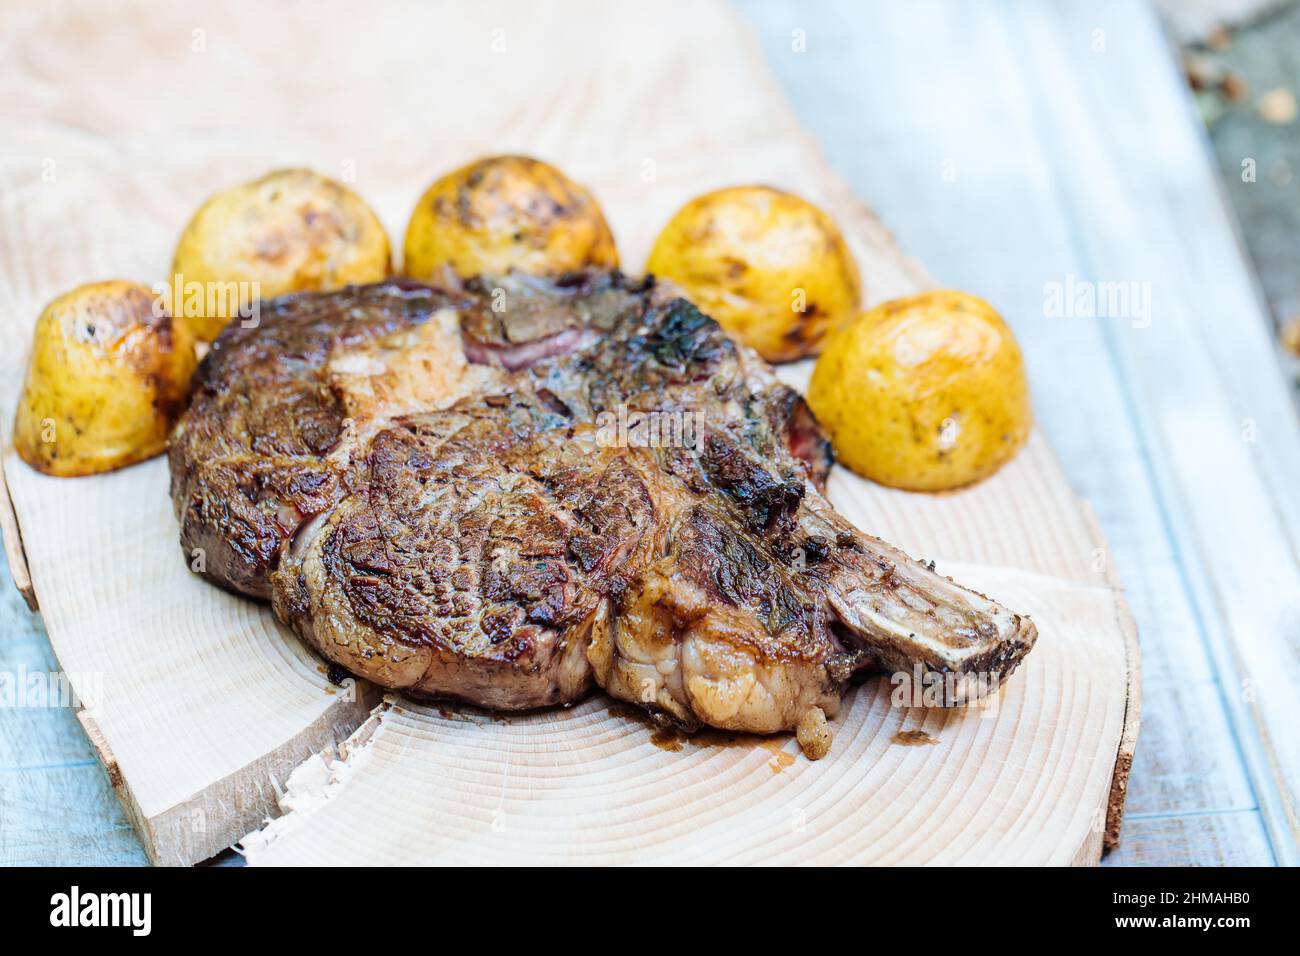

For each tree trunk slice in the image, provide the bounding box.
[0,442,36,611]
[0,0,1137,866]
[241,561,1130,866]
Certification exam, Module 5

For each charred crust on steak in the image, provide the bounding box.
[170,271,1037,747]
[170,281,463,599]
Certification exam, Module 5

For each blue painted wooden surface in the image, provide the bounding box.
[0,545,148,865]
[736,0,1299,866]
[3,0,1296,866]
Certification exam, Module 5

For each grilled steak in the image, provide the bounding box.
[170,272,1036,757]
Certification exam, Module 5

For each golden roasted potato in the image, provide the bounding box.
[12,280,198,477]
[808,291,1031,491]
[403,155,618,283]
[170,168,391,341]
[645,185,862,362]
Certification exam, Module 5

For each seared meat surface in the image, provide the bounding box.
[169,281,474,598]
[171,272,1036,756]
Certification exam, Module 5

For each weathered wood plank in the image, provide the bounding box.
[0,541,147,864]
[1,0,1135,865]
[244,564,1131,866]
[1015,0,1300,865]
[1124,679,1256,817]
[743,0,1268,868]
[0,452,387,866]
[1104,810,1275,866]
[0,627,99,771]
[0,453,35,611]
[0,763,149,866]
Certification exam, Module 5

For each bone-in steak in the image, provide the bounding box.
[170,272,1036,757]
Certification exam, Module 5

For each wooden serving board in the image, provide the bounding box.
[0,0,1138,865]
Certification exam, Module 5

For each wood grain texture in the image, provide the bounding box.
[0,552,147,865]
[0,763,151,866]
[0,0,1136,865]
[736,0,1292,866]
[1105,811,1275,867]
[244,564,1128,866]
[0,445,35,611]
[1016,0,1300,864]
[2,452,386,865]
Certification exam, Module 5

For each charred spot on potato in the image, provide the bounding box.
[171,168,390,342]
[404,155,618,282]
[645,185,861,362]
[13,280,199,477]
[723,257,748,279]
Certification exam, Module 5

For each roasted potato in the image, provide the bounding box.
[170,168,391,341]
[808,291,1031,491]
[403,155,618,283]
[645,185,862,362]
[12,280,198,477]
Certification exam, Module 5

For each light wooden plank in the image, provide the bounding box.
[738,0,1219,686]
[1103,810,1275,866]
[1014,0,1300,865]
[0,545,145,866]
[738,0,1254,862]
[0,763,149,866]
[1124,678,1256,817]
[245,564,1129,866]
[0,454,35,610]
[0,0,1136,864]
[0,610,101,771]
[1,453,387,865]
